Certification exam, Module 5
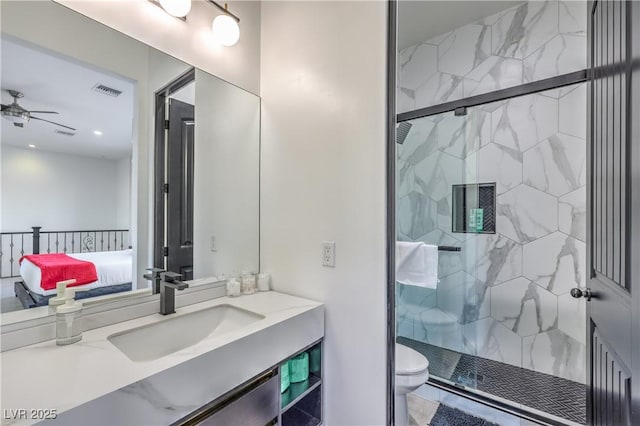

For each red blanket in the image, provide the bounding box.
[19,254,98,291]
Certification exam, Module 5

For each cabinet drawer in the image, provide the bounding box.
[196,372,279,426]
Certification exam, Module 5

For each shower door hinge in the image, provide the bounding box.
[163,183,169,193]
[454,107,468,116]
[164,119,170,130]
[163,246,169,257]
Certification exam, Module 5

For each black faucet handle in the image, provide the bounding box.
[144,268,165,279]
[161,271,183,283]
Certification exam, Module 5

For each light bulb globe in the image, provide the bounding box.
[211,14,240,47]
[158,0,191,17]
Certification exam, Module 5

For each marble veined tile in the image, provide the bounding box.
[398,191,437,240]
[497,185,558,243]
[558,291,586,345]
[476,143,523,195]
[426,30,454,47]
[438,24,491,77]
[398,282,437,311]
[490,277,558,337]
[559,0,588,35]
[415,72,464,110]
[559,83,587,139]
[437,271,490,324]
[398,117,438,164]
[419,229,465,278]
[414,150,464,202]
[523,34,587,83]
[397,310,414,339]
[559,186,587,242]
[464,234,522,285]
[523,329,586,383]
[414,308,465,353]
[462,317,523,367]
[397,161,415,199]
[463,56,523,98]
[437,114,476,158]
[523,231,586,295]
[397,87,415,114]
[436,196,453,236]
[523,133,586,197]
[400,43,439,91]
[492,0,559,60]
[491,94,558,152]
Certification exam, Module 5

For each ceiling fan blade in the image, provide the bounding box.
[29,110,59,114]
[14,122,24,128]
[30,116,76,131]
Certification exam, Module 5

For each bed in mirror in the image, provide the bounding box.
[0,1,260,322]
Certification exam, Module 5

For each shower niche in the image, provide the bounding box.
[451,183,496,234]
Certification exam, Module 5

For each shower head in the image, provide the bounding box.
[396,122,412,145]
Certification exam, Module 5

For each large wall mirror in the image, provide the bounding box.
[0,1,260,321]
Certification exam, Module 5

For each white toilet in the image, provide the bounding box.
[395,343,430,426]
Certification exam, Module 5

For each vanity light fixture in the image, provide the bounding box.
[208,1,240,47]
[93,130,103,136]
[158,0,191,18]
[148,0,189,20]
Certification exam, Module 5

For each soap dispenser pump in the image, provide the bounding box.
[56,287,85,345]
[48,279,77,314]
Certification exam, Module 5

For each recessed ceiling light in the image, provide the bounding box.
[28,144,36,148]
[93,130,103,136]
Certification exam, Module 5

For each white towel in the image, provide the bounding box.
[396,241,438,289]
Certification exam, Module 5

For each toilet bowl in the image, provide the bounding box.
[395,343,429,426]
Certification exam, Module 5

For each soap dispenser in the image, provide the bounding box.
[48,279,77,314]
[56,287,85,345]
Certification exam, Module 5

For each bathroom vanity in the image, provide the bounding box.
[0,292,324,425]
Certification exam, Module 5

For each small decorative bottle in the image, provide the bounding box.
[226,277,241,297]
[241,273,257,294]
[257,273,271,292]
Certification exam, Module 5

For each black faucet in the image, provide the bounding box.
[144,267,165,294]
[159,272,189,315]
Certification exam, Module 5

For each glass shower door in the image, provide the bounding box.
[395,106,485,391]
[396,86,589,425]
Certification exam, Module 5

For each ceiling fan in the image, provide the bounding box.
[1,89,76,131]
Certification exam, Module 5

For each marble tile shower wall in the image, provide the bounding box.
[396,1,587,384]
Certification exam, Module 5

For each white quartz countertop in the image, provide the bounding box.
[0,291,324,425]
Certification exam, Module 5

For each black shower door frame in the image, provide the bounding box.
[385,4,591,424]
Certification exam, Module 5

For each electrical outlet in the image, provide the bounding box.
[322,241,335,267]
[210,235,217,252]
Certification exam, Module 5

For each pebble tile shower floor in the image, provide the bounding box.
[399,337,586,425]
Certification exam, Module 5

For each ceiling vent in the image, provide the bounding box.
[54,129,76,137]
[92,84,122,97]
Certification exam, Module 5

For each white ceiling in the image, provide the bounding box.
[398,1,523,50]
[1,37,135,160]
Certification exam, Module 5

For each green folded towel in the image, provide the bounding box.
[289,352,309,383]
[280,361,290,393]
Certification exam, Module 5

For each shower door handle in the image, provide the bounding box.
[570,287,592,301]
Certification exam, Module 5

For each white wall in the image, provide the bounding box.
[116,156,131,230]
[1,146,119,231]
[54,0,261,95]
[193,70,260,279]
[260,2,388,424]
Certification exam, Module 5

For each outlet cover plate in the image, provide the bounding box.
[322,241,335,267]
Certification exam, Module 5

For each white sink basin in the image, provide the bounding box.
[108,304,264,362]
